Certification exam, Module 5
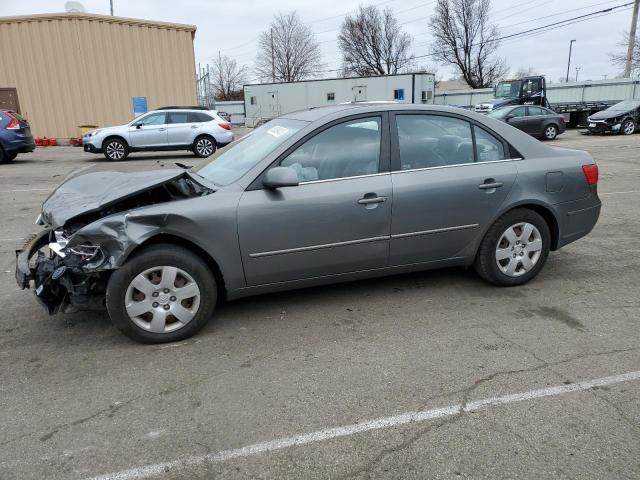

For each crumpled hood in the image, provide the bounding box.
[588,109,626,121]
[41,167,188,229]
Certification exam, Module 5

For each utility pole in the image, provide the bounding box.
[109,0,113,16]
[566,39,576,83]
[575,66,581,82]
[624,0,639,77]
[270,27,275,83]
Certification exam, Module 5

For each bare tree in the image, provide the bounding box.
[255,12,324,82]
[211,55,248,101]
[429,0,508,88]
[338,5,412,76]
[513,66,537,78]
[610,31,640,78]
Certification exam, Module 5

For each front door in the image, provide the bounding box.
[389,113,518,266]
[505,106,532,134]
[128,112,168,148]
[268,91,280,117]
[237,115,391,286]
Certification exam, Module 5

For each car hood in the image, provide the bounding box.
[479,98,516,108]
[41,166,208,229]
[589,109,628,121]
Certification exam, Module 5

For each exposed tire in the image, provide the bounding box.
[621,119,636,135]
[103,137,129,161]
[0,147,6,163]
[193,135,216,158]
[106,243,217,343]
[475,208,551,287]
[542,124,558,141]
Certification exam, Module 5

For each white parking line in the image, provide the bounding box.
[599,190,640,196]
[86,370,640,480]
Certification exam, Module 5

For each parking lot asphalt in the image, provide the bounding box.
[1,128,639,480]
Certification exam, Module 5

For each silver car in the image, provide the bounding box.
[83,107,234,161]
[17,104,601,343]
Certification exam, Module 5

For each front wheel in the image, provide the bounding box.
[106,244,217,343]
[103,138,129,161]
[542,124,558,140]
[475,209,551,286]
[193,135,216,158]
[621,119,636,135]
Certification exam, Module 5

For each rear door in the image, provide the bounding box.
[128,112,168,148]
[166,111,194,147]
[527,106,548,137]
[389,112,518,266]
[237,114,392,286]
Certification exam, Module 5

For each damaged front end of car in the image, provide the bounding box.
[15,168,214,314]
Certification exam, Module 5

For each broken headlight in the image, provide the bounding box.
[49,229,106,270]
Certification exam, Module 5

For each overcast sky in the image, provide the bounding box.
[1,0,635,84]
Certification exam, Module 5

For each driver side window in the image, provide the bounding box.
[280,117,381,182]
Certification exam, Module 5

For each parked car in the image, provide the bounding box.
[587,100,640,135]
[217,111,232,122]
[488,105,566,140]
[16,104,600,343]
[0,110,35,163]
[83,107,233,161]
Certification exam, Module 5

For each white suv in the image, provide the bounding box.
[83,107,234,161]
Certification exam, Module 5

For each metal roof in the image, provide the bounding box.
[0,12,196,34]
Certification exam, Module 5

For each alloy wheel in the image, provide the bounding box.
[196,138,214,156]
[124,266,201,333]
[623,121,635,135]
[106,141,125,160]
[545,126,557,140]
[495,222,543,277]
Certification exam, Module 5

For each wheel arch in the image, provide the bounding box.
[125,233,227,300]
[194,133,217,147]
[496,202,560,251]
[101,134,129,149]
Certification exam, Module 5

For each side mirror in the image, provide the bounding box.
[263,166,299,189]
[134,122,142,129]
[505,114,515,122]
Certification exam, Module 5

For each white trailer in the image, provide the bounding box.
[243,73,436,127]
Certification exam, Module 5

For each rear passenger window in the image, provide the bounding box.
[280,117,381,182]
[167,112,189,124]
[396,115,474,169]
[474,127,506,162]
[528,107,546,116]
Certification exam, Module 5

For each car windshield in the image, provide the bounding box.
[487,108,512,119]
[195,119,307,186]
[606,100,640,112]
[495,81,521,98]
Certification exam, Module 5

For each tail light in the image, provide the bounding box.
[5,112,20,130]
[582,164,598,186]
[218,122,231,131]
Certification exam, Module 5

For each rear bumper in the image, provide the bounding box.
[3,137,35,154]
[554,194,601,249]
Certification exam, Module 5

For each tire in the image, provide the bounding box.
[192,135,216,158]
[103,137,129,161]
[542,124,558,141]
[620,119,636,135]
[0,147,5,163]
[106,243,217,343]
[475,208,551,287]
[7,152,17,161]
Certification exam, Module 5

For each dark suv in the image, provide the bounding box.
[0,110,35,163]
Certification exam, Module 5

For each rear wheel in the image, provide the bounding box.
[0,148,6,163]
[475,209,551,286]
[621,119,636,135]
[103,138,129,161]
[106,244,217,343]
[542,124,558,140]
[193,135,216,158]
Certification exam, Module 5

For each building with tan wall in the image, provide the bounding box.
[0,13,197,138]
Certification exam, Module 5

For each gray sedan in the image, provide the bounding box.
[16,104,601,343]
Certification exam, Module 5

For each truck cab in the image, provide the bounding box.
[475,76,546,114]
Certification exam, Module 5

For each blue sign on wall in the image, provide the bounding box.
[132,96,148,116]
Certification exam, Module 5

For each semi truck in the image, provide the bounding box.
[434,77,640,127]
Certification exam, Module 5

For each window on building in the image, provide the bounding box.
[250,96,257,105]
[327,92,335,101]
[393,89,405,101]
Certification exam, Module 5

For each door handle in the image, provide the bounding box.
[190,125,198,129]
[478,180,504,190]
[358,195,386,205]
[158,128,166,132]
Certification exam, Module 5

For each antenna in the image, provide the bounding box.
[64,1,86,13]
